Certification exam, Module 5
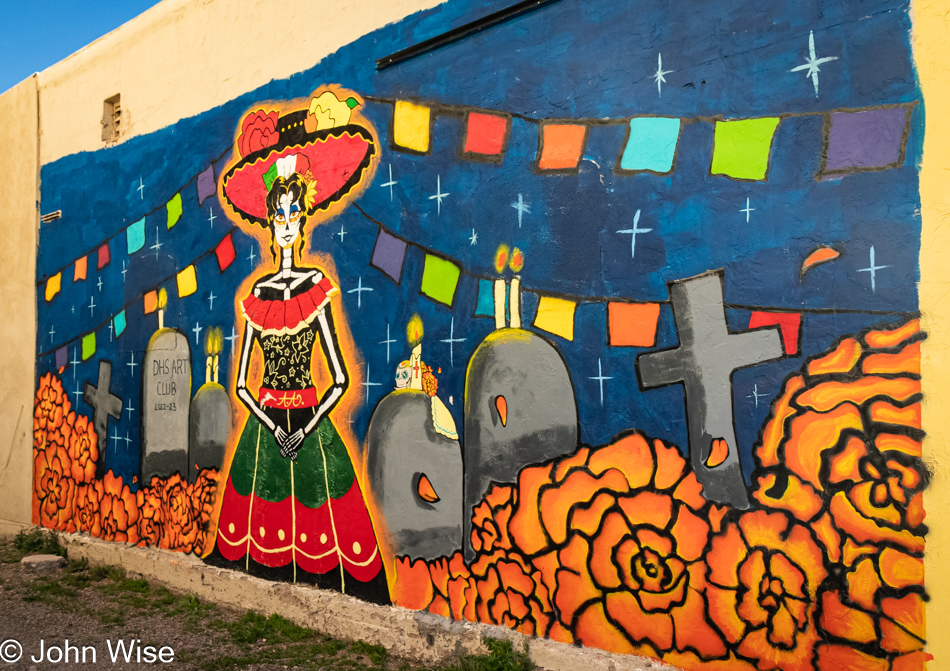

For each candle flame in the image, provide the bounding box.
[510,247,525,273]
[407,313,424,347]
[494,244,510,274]
[158,288,168,310]
[205,326,223,355]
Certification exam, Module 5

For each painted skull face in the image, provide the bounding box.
[395,362,411,389]
[272,192,302,248]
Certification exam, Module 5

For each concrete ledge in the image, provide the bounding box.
[24,530,677,671]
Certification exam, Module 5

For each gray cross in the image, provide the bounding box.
[83,361,123,479]
[637,270,783,508]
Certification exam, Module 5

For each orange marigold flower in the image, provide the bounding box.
[99,471,140,544]
[471,484,516,554]
[191,469,220,556]
[66,414,99,484]
[706,510,827,671]
[392,556,436,611]
[135,483,165,548]
[159,473,200,553]
[33,444,76,531]
[34,372,71,452]
[72,481,104,537]
[469,550,553,637]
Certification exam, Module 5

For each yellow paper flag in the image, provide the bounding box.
[533,295,577,341]
[45,273,62,302]
[177,265,197,297]
[393,101,431,153]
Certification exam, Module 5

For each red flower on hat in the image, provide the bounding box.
[238,110,280,158]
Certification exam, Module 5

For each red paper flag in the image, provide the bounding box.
[215,232,236,272]
[749,312,801,355]
[97,242,110,269]
[463,112,510,159]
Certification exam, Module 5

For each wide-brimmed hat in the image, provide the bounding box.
[222,106,375,226]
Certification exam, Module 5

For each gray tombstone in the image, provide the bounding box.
[365,389,463,560]
[141,329,192,483]
[462,328,579,560]
[188,382,232,482]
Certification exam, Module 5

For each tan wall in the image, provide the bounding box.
[36,0,444,165]
[0,76,39,525]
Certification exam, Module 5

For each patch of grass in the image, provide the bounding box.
[22,578,79,609]
[0,529,66,563]
[446,639,535,671]
[352,640,389,667]
[227,611,316,645]
[169,593,219,632]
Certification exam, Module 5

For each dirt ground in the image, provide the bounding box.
[0,535,433,671]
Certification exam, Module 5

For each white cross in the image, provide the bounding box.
[97,277,103,292]
[72,305,75,314]
[88,295,96,317]
[361,364,382,403]
[192,321,203,342]
[336,224,347,243]
[70,348,80,380]
[123,431,132,449]
[225,327,239,355]
[469,228,478,246]
[149,226,163,260]
[125,399,135,420]
[49,325,55,343]
[428,175,449,216]
[121,260,128,282]
[439,317,466,367]
[616,209,652,259]
[741,198,755,223]
[747,383,767,408]
[653,53,673,97]
[380,323,396,363]
[347,277,373,309]
[248,248,256,265]
[108,322,113,342]
[790,30,839,98]
[208,207,216,229]
[589,358,613,406]
[511,194,531,228]
[208,292,217,311]
[137,177,145,200]
[111,427,123,453]
[857,246,889,293]
[380,164,398,201]
[127,352,137,376]
[71,380,84,407]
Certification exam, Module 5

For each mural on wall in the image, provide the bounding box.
[31,0,927,668]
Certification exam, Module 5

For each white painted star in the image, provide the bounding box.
[790,30,839,98]
[653,53,673,97]
[469,228,478,245]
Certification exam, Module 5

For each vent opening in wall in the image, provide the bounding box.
[101,94,121,143]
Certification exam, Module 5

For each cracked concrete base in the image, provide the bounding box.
[0,521,678,671]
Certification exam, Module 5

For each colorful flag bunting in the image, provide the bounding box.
[114,310,127,338]
[197,165,216,205]
[144,290,158,315]
[710,117,780,181]
[74,256,88,282]
[127,218,145,254]
[537,123,588,171]
[533,295,577,341]
[474,279,509,320]
[45,273,61,302]
[608,302,661,347]
[370,229,407,283]
[215,232,236,272]
[822,107,908,176]
[619,118,681,174]
[749,311,801,355]
[97,242,111,269]
[463,112,510,160]
[177,265,198,298]
[55,346,67,372]
[420,254,460,307]
[167,193,183,229]
[392,100,431,153]
[82,332,96,360]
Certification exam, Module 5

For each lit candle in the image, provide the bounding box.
[205,356,212,385]
[410,344,423,391]
[213,355,219,384]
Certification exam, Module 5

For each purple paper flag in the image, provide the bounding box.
[823,107,908,174]
[370,229,408,283]
[56,346,68,372]
[197,165,216,205]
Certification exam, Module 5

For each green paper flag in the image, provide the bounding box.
[420,254,461,306]
[82,332,96,360]
[710,117,781,181]
[167,192,183,229]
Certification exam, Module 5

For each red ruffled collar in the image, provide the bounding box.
[241,275,337,335]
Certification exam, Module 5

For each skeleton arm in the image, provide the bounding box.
[235,319,278,434]
[304,304,348,435]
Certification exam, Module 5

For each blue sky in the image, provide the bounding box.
[0,1,161,93]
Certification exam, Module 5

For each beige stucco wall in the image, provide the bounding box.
[36,0,445,165]
[0,76,39,525]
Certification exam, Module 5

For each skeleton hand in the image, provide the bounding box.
[279,429,306,460]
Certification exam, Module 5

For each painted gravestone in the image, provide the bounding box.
[365,389,463,559]
[141,328,192,482]
[188,329,231,482]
